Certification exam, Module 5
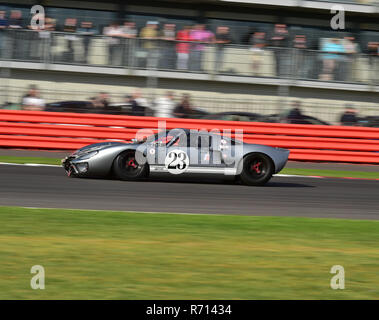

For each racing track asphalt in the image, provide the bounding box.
[0,164,378,220]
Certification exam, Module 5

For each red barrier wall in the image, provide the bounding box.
[1,110,379,164]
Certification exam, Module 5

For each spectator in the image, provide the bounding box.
[286,102,304,124]
[122,21,138,38]
[190,24,215,72]
[121,94,133,114]
[367,41,379,84]
[139,21,159,69]
[77,21,97,64]
[8,10,22,29]
[340,105,358,126]
[0,11,7,28]
[0,11,8,59]
[45,17,56,31]
[242,27,256,45]
[292,34,308,79]
[120,22,137,66]
[27,17,55,61]
[176,25,192,70]
[62,18,79,63]
[214,26,231,73]
[88,96,98,108]
[270,24,289,77]
[159,24,176,70]
[341,37,359,82]
[174,94,195,118]
[8,10,23,60]
[249,31,266,76]
[131,89,148,116]
[97,92,111,109]
[88,92,111,113]
[154,91,176,118]
[103,21,123,66]
[320,38,344,81]
[22,85,45,111]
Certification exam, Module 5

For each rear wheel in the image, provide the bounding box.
[239,153,274,186]
[113,151,149,181]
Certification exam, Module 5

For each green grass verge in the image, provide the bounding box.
[0,206,378,299]
[0,156,61,166]
[281,168,379,180]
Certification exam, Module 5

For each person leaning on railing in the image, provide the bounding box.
[6,10,24,60]
[120,21,137,67]
[139,21,159,69]
[270,24,290,77]
[77,21,97,64]
[176,26,192,71]
[320,38,345,81]
[249,31,266,77]
[103,21,124,66]
[341,36,359,83]
[189,24,215,72]
[292,34,308,79]
[367,41,379,84]
[214,26,232,74]
[0,10,8,59]
[26,17,55,62]
[159,23,176,70]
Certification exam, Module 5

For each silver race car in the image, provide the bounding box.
[62,128,290,186]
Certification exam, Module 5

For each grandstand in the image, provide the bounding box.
[0,0,378,124]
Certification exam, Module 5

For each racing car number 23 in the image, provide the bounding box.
[165,150,189,175]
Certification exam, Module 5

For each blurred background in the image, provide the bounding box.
[0,0,379,126]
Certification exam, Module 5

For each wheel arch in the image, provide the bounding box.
[237,152,276,175]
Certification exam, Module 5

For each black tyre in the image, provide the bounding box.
[239,153,274,186]
[113,151,149,181]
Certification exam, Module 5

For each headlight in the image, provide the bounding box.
[79,151,98,160]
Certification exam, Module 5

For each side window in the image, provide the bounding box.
[197,135,212,149]
[189,134,209,149]
[189,134,200,148]
[170,133,188,147]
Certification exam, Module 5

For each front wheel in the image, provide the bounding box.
[113,151,149,181]
[239,153,274,186]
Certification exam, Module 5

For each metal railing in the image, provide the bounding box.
[0,29,378,85]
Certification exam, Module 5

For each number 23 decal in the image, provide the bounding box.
[165,150,189,175]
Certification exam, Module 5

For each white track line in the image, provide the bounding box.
[0,162,60,167]
[273,174,323,179]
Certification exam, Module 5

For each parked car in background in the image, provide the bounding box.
[201,112,265,122]
[45,101,94,113]
[358,116,379,127]
[108,103,154,116]
[261,113,330,125]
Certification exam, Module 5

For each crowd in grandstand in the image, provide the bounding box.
[0,8,379,81]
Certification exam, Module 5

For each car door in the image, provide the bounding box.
[191,133,226,169]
